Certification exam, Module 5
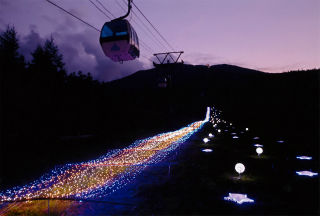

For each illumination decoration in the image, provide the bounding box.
[296,171,318,177]
[253,137,260,140]
[203,138,209,143]
[0,108,211,202]
[256,147,263,156]
[253,144,263,147]
[208,133,214,138]
[232,136,239,139]
[202,149,213,153]
[245,128,249,131]
[235,163,245,178]
[224,193,254,204]
[277,140,284,143]
[218,129,221,133]
[296,156,312,160]
[231,132,237,135]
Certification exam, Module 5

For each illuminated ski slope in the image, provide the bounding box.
[0,108,210,203]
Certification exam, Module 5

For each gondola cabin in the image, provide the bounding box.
[100,19,139,62]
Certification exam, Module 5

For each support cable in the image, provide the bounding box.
[45,0,100,32]
[88,0,112,20]
[132,1,175,51]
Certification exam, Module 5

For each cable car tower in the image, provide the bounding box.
[153,51,184,88]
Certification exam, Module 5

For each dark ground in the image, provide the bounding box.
[1,64,319,215]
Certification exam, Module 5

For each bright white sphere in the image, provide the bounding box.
[256,147,263,155]
[203,138,209,143]
[208,133,214,137]
[235,163,245,174]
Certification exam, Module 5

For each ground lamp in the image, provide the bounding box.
[296,171,318,177]
[296,156,312,160]
[256,147,263,156]
[235,163,245,179]
[224,193,254,204]
[254,144,263,147]
[202,149,213,153]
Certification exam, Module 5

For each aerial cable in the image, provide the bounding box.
[118,0,167,52]
[132,1,175,51]
[120,0,167,51]
[115,0,160,53]
[88,0,112,20]
[45,0,100,32]
[131,9,168,51]
[94,0,116,19]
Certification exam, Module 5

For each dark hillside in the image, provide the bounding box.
[1,61,319,190]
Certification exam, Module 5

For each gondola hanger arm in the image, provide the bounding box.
[113,0,132,21]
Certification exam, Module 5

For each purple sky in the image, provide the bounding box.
[0,0,319,81]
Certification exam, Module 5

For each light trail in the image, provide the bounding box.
[0,108,210,203]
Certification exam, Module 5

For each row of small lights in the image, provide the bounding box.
[201,106,318,205]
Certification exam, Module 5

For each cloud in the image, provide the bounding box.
[183,52,228,66]
[20,27,45,61]
[17,18,147,82]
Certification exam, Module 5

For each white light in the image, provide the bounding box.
[296,156,312,160]
[296,171,318,177]
[203,138,209,143]
[230,123,232,126]
[208,133,214,138]
[218,129,221,133]
[277,140,284,143]
[202,149,213,153]
[253,137,260,140]
[231,132,237,135]
[253,144,263,147]
[256,147,263,155]
[232,136,239,139]
[245,128,249,131]
[224,193,254,204]
[235,163,245,174]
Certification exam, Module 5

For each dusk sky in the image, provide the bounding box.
[0,0,319,81]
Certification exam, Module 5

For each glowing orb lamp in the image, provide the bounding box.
[296,171,318,177]
[296,156,312,160]
[202,149,213,153]
[224,193,254,204]
[218,129,221,133]
[246,128,249,131]
[203,138,210,143]
[208,133,214,138]
[256,147,263,156]
[235,163,245,175]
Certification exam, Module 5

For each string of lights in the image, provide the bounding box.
[0,109,210,202]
